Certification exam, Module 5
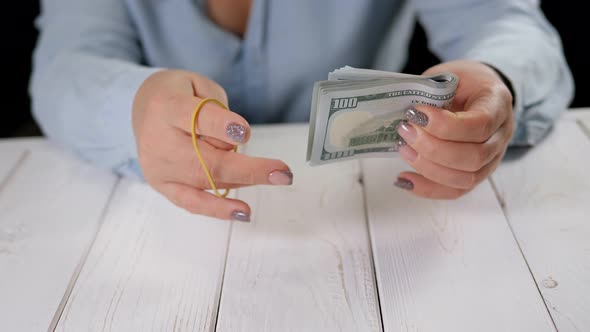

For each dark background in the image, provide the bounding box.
[3,2,586,138]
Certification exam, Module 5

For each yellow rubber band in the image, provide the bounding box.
[191,98,237,198]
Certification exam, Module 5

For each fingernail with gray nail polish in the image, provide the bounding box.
[394,177,414,190]
[405,108,429,127]
[232,210,250,222]
[269,170,293,185]
[226,123,247,143]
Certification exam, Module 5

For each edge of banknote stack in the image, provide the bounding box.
[306,66,459,166]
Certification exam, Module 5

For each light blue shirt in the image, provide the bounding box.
[30,0,574,178]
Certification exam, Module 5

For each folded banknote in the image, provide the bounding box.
[307,66,459,165]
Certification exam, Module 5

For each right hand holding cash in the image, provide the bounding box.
[307,66,459,165]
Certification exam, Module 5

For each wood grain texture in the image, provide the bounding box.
[0,141,117,332]
[54,179,232,332]
[216,125,382,332]
[492,119,590,332]
[363,158,555,332]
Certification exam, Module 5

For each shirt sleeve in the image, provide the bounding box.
[412,0,574,146]
[29,0,162,178]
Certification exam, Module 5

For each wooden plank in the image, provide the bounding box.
[562,108,590,138]
[0,141,117,332]
[0,138,40,186]
[578,120,590,138]
[565,108,590,138]
[363,158,555,331]
[54,178,232,332]
[565,108,590,119]
[216,124,382,332]
[492,119,590,332]
[578,121,590,139]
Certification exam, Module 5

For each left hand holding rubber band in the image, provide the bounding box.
[131,69,292,222]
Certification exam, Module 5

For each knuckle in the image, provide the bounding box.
[212,82,229,105]
[164,94,185,111]
[199,77,228,104]
[245,169,256,185]
[495,82,513,105]
[234,165,256,185]
[183,204,201,215]
[418,135,438,157]
[458,171,477,189]
[147,92,186,117]
[208,111,226,135]
[175,189,205,215]
[187,156,211,189]
[212,207,229,220]
[471,145,492,171]
[170,186,191,210]
[481,85,498,98]
[175,188,191,208]
[505,119,515,142]
[476,148,489,170]
[421,186,436,198]
[207,153,226,183]
[469,171,479,188]
[147,91,170,110]
[478,112,495,142]
[435,120,453,139]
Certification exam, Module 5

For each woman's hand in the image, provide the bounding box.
[395,60,514,199]
[132,70,292,221]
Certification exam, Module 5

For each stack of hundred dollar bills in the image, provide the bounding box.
[307,66,459,165]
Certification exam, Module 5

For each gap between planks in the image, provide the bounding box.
[214,124,382,332]
[576,119,590,140]
[48,179,122,332]
[357,166,386,332]
[487,177,559,332]
[492,118,590,331]
[0,149,30,197]
[212,219,234,332]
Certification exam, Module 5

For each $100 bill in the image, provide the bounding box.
[307,66,459,165]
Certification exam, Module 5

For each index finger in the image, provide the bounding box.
[208,148,294,186]
[172,139,293,188]
[407,90,511,143]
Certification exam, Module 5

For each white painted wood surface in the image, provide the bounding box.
[0,138,37,184]
[216,125,382,332]
[567,108,590,137]
[1,115,589,331]
[54,179,232,332]
[492,119,590,332]
[0,141,117,332]
[362,157,555,332]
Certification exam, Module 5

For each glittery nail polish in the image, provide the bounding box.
[231,210,250,222]
[394,177,414,190]
[405,108,429,127]
[226,123,247,143]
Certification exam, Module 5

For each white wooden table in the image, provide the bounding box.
[1,109,589,332]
